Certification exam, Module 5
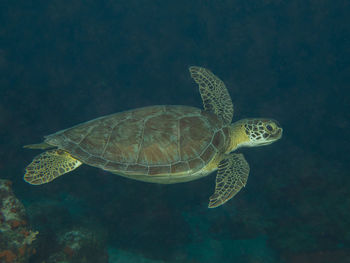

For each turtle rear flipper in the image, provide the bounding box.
[208,153,249,208]
[24,150,82,185]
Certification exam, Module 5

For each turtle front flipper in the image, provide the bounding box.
[208,153,249,208]
[24,150,82,185]
[189,66,234,125]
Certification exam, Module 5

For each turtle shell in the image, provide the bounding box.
[45,105,230,181]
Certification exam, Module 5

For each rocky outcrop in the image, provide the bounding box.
[45,228,108,263]
[0,179,38,263]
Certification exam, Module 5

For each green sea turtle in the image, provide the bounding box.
[24,66,282,208]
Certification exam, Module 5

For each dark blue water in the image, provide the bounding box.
[1,0,349,262]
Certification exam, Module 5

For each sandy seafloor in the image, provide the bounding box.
[0,0,349,262]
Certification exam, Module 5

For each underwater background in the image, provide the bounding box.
[0,0,349,262]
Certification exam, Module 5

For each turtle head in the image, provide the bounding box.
[228,118,283,152]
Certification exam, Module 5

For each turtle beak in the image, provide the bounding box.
[273,126,283,140]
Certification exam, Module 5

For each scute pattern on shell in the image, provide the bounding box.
[44,105,227,176]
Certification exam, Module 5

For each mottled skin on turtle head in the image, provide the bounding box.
[227,118,283,153]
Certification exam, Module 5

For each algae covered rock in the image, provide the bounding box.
[45,228,108,263]
[0,179,38,263]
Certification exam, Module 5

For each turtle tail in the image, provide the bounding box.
[23,142,55,150]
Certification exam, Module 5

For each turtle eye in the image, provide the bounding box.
[266,124,273,132]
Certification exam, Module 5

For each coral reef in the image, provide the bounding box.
[0,179,37,263]
[44,228,108,263]
[21,192,108,263]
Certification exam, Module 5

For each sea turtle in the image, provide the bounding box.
[24,66,282,208]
